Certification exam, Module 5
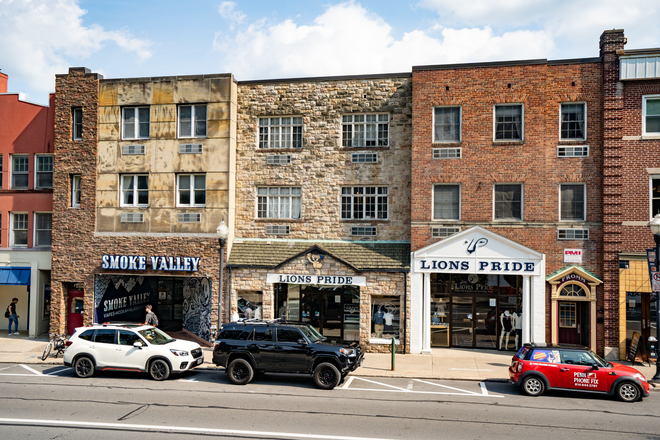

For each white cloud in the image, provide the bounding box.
[213,1,554,80]
[0,0,151,96]
[218,1,246,28]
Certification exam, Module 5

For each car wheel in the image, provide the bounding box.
[616,382,640,402]
[73,356,95,378]
[227,358,254,385]
[149,359,171,381]
[521,376,545,397]
[313,362,340,390]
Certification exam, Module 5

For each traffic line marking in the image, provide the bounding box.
[0,418,396,440]
[342,376,356,389]
[343,377,503,398]
[45,367,71,375]
[479,382,489,395]
[451,368,492,371]
[19,364,42,375]
[413,379,482,395]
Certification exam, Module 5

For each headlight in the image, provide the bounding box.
[340,348,355,356]
[634,373,647,382]
[170,349,190,357]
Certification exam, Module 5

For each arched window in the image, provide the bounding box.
[559,284,587,297]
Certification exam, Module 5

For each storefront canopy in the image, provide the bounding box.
[0,267,31,285]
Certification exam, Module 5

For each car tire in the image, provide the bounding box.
[73,356,95,378]
[227,358,254,385]
[521,376,545,397]
[313,362,340,390]
[616,382,640,402]
[149,359,171,381]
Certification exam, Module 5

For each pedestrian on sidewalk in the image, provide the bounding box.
[144,305,159,327]
[6,298,19,335]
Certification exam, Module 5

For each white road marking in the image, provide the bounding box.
[342,387,502,397]
[0,366,12,371]
[413,379,482,395]
[342,375,356,389]
[479,382,489,395]
[0,418,396,440]
[0,374,57,377]
[352,377,410,392]
[406,380,413,390]
[450,368,492,371]
[45,368,71,375]
[19,364,42,375]
[345,377,503,398]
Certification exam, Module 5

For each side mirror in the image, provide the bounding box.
[591,364,599,370]
[133,341,143,349]
[297,338,307,345]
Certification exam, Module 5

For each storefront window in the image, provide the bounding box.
[343,288,360,341]
[431,273,450,347]
[275,284,300,321]
[43,283,51,320]
[371,296,400,341]
[238,290,263,319]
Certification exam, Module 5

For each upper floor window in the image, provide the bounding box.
[433,184,460,220]
[257,187,301,219]
[120,174,149,207]
[178,104,207,138]
[177,174,206,207]
[342,114,389,147]
[34,213,52,247]
[341,186,388,220]
[494,104,523,141]
[71,175,81,208]
[0,154,3,190]
[494,183,522,220]
[259,117,303,149]
[122,107,150,139]
[11,212,28,247]
[35,155,53,189]
[73,107,83,140]
[11,155,29,189]
[560,103,586,140]
[560,183,586,221]
[434,107,461,142]
[643,95,660,135]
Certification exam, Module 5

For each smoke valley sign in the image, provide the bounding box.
[101,255,201,272]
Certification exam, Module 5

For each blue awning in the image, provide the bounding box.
[0,267,31,285]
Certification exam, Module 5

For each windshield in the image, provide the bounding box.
[299,325,323,343]
[590,350,610,367]
[138,327,174,345]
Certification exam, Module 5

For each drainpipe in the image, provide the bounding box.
[403,271,408,354]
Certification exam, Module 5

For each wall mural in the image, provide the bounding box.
[182,277,212,341]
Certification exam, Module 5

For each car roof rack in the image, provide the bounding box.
[229,317,288,326]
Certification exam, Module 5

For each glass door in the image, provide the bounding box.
[452,296,473,347]
[475,296,497,349]
[322,293,343,338]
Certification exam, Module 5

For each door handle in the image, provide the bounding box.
[560,368,569,372]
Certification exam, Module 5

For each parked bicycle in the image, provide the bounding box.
[41,333,67,360]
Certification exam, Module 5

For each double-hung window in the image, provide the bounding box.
[342,114,389,147]
[178,104,207,138]
[433,185,460,220]
[560,184,586,221]
[652,177,660,217]
[120,175,149,207]
[11,155,29,189]
[494,104,523,141]
[259,117,303,148]
[341,187,388,220]
[71,175,81,208]
[560,103,586,140]
[494,184,522,220]
[434,107,461,142]
[643,95,660,135]
[34,213,52,247]
[257,187,301,219]
[11,213,28,247]
[73,108,83,140]
[177,174,206,207]
[35,155,53,189]
[122,107,150,139]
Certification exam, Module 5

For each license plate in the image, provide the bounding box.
[196,358,203,365]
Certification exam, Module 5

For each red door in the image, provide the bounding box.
[67,290,85,335]
[558,302,581,345]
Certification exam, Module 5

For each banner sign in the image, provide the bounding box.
[645,249,660,292]
[564,249,583,263]
[266,273,367,286]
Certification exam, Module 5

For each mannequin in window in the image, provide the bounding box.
[514,309,523,349]
[499,310,513,350]
[254,306,262,320]
[383,303,396,326]
[373,305,385,338]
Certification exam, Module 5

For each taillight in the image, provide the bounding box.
[213,341,220,350]
[517,362,523,372]
[65,341,73,347]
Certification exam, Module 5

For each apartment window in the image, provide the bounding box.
[178,104,207,138]
[351,226,377,236]
[71,175,81,208]
[177,174,206,207]
[11,155,29,189]
[257,187,301,219]
[259,117,303,149]
[433,185,460,220]
[557,229,589,240]
[652,177,660,216]
[643,95,660,135]
[341,187,388,220]
[122,107,150,139]
[432,227,461,238]
[178,213,201,223]
[342,114,389,147]
[560,184,586,221]
[434,107,461,142]
[560,103,586,140]
[34,213,52,247]
[11,213,28,247]
[494,105,523,141]
[35,155,53,188]
[73,107,83,140]
[0,155,3,189]
[122,145,146,155]
[120,175,149,207]
[494,184,522,220]
[265,225,290,235]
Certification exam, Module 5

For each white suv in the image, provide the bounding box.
[63,323,204,381]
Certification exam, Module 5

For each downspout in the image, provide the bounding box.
[403,271,407,354]
[228,266,233,325]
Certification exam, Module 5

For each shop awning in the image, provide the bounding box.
[0,267,31,285]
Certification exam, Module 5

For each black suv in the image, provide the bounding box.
[213,320,364,389]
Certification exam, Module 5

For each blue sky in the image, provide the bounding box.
[1,0,659,105]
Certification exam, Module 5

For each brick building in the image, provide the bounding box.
[0,71,55,337]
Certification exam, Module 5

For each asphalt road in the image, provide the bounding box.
[0,363,658,440]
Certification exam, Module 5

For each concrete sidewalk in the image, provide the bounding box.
[1,332,657,385]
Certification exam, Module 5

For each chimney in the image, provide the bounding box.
[0,70,7,94]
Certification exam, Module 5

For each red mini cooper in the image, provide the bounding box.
[509,343,650,402]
